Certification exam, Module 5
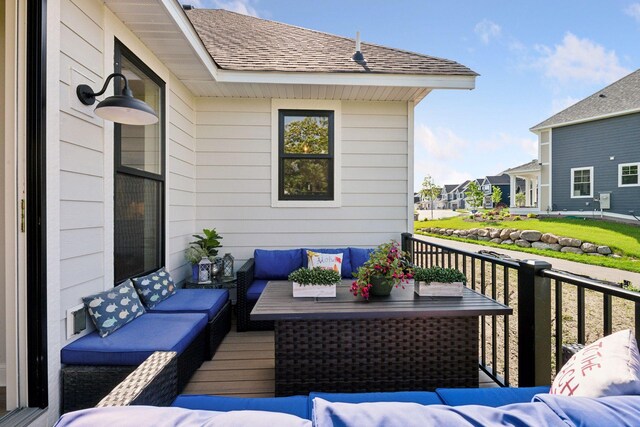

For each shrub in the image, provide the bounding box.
[414,266,467,283]
[513,216,522,221]
[468,215,475,220]
[527,213,537,218]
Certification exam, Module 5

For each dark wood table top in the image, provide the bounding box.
[251,280,512,321]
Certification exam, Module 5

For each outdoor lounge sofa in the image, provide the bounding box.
[236,247,373,331]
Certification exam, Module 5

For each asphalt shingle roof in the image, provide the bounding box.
[484,174,510,185]
[185,9,477,76]
[503,160,540,174]
[531,69,640,130]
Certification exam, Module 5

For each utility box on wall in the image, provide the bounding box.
[599,192,611,210]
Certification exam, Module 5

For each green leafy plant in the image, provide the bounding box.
[527,213,538,218]
[288,267,341,286]
[515,192,526,207]
[191,228,223,257]
[351,241,413,299]
[420,175,441,220]
[184,246,210,264]
[413,267,466,284]
[465,181,485,210]
[513,216,522,221]
[491,185,503,208]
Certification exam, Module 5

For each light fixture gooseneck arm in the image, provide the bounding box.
[76,73,132,106]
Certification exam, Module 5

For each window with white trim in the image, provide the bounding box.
[619,163,640,187]
[570,167,593,198]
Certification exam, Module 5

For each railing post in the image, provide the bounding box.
[517,259,552,386]
[401,232,412,253]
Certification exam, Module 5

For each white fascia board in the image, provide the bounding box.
[215,69,476,89]
[530,107,640,132]
[160,0,219,80]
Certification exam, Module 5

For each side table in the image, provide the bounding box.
[184,277,237,305]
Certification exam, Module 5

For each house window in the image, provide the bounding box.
[114,42,165,282]
[570,167,593,198]
[619,163,640,187]
[278,110,334,201]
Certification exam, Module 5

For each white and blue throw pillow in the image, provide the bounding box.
[82,280,146,337]
[131,267,177,309]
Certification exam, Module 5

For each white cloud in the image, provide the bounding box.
[415,124,468,161]
[186,0,260,16]
[551,96,581,114]
[414,159,473,190]
[625,3,640,22]
[474,19,502,44]
[535,32,629,85]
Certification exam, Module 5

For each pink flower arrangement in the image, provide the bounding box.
[351,240,413,300]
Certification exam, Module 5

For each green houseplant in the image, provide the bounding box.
[191,228,223,257]
[413,266,466,297]
[288,267,341,298]
[351,240,413,299]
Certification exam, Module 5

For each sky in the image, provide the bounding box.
[183,0,640,190]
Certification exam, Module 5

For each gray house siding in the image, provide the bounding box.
[552,113,640,215]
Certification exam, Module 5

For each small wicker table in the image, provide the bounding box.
[251,281,511,396]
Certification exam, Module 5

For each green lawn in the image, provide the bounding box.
[414,216,640,273]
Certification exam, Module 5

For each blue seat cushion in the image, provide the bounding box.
[172,394,310,420]
[246,279,270,302]
[61,313,208,366]
[303,248,352,278]
[349,247,374,275]
[308,391,443,417]
[254,249,303,280]
[147,289,228,321]
[435,386,551,407]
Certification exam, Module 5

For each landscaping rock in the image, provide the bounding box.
[490,229,501,239]
[515,239,531,248]
[597,246,612,255]
[477,229,489,237]
[587,253,604,257]
[459,230,469,236]
[561,247,584,254]
[509,231,521,240]
[446,229,454,236]
[532,242,553,250]
[468,228,478,236]
[549,244,562,251]
[478,237,491,241]
[453,230,461,236]
[520,230,542,242]
[558,237,582,247]
[499,229,512,240]
[501,239,514,245]
[540,233,559,244]
[580,242,598,253]
[490,238,502,243]
[609,254,622,259]
[467,235,478,240]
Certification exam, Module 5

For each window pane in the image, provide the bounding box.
[114,174,162,282]
[283,158,329,197]
[283,115,329,155]
[119,56,162,174]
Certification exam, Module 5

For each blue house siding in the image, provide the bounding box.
[552,113,640,215]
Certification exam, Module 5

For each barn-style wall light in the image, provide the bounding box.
[76,72,158,126]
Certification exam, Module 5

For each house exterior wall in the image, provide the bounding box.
[539,130,551,212]
[195,99,409,267]
[0,0,6,383]
[551,113,640,215]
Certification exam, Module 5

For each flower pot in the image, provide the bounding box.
[191,264,199,282]
[370,275,396,297]
[292,282,337,298]
[415,281,464,297]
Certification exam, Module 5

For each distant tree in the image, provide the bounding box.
[491,185,503,208]
[282,116,329,196]
[420,175,441,220]
[465,181,484,211]
[515,192,526,207]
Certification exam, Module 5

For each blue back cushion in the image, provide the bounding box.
[435,386,551,407]
[147,289,229,321]
[254,249,303,280]
[349,248,374,275]
[172,394,310,420]
[303,248,351,278]
[82,280,146,337]
[308,391,443,418]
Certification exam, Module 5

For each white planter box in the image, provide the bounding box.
[292,282,337,298]
[415,281,464,297]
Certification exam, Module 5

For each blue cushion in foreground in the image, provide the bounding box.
[172,394,310,420]
[436,386,551,407]
[303,248,352,278]
[61,313,207,366]
[308,391,443,418]
[147,288,228,321]
[254,249,303,280]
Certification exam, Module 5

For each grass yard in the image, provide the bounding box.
[415,216,640,273]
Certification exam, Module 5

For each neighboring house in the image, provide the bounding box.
[530,69,640,220]
[503,160,539,213]
[440,184,458,209]
[450,180,470,209]
[0,1,476,422]
[480,174,512,208]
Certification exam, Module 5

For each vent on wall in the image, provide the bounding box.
[66,304,87,340]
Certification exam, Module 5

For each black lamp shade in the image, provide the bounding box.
[95,94,158,126]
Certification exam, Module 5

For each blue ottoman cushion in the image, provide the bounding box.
[247,279,270,302]
[349,247,374,274]
[254,249,303,280]
[172,394,310,420]
[303,248,352,278]
[147,289,229,321]
[61,313,208,366]
[435,386,551,407]
[308,391,443,417]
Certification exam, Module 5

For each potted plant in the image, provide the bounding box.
[184,246,213,282]
[288,267,341,298]
[413,266,466,297]
[351,240,413,299]
[191,228,223,257]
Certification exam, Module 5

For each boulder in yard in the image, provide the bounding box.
[561,247,583,254]
[540,233,559,244]
[468,228,478,236]
[588,253,604,257]
[467,235,478,240]
[501,239,514,245]
[532,242,552,250]
[509,231,521,240]
[478,236,491,241]
[459,230,469,236]
[490,229,501,239]
[520,230,542,242]
[490,238,502,244]
[499,229,512,240]
[558,237,582,247]
[597,246,612,255]
[549,244,562,251]
[477,229,489,237]
[580,242,598,253]
[515,239,531,248]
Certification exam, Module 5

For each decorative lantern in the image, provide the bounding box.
[198,257,212,284]
[222,253,235,279]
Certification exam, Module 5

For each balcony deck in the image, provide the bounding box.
[183,318,499,397]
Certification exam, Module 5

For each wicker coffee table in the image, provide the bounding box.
[251,281,511,396]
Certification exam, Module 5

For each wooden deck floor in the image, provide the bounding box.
[184,323,499,396]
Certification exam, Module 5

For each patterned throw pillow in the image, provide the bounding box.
[550,329,640,397]
[307,250,343,274]
[82,280,146,338]
[132,267,177,309]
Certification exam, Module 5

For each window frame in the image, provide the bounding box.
[618,162,640,187]
[570,166,594,199]
[113,40,166,282]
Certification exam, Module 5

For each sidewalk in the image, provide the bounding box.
[415,234,640,286]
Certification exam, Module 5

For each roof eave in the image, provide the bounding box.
[530,107,640,132]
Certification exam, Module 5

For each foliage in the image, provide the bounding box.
[513,216,522,221]
[491,185,503,206]
[191,228,223,257]
[351,241,413,300]
[420,175,441,219]
[288,267,341,286]
[465,181,484,209]
[414,267,467,283]
[184,246,210,265]
[527,213,538,218]
[515,192,526,207]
